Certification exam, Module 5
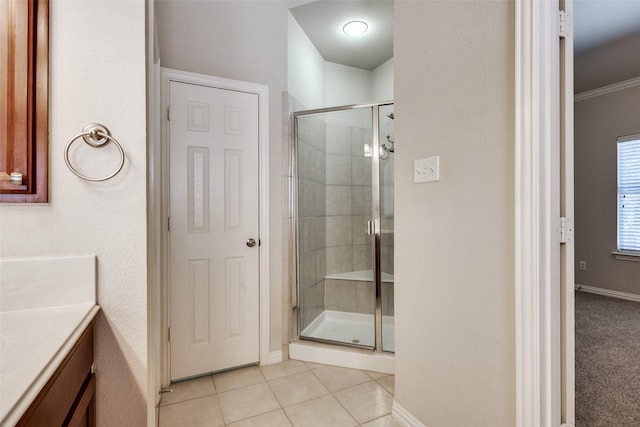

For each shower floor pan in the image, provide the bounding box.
[301,310,395,352]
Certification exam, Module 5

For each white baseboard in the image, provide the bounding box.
[575,284,640,303]
[265,350,283,365]
[392,401,426,427]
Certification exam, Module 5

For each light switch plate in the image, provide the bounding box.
[414,156,440,183]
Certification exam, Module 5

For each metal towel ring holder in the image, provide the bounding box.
[64,123,125,181]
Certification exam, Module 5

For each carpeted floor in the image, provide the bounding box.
[575,290,640,427]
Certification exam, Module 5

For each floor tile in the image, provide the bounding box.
[376,375,395,395]
[269,371,330,407]
[160,375,216,406]
[284,394,357,427]
[260,360,309,380]
[312,365,372,392]
[218,382,281,424]
[362,414,403,427]
[334,381,393,424]
[303,361,325,370]
[364,370,388,380]
[227,409,292,427]
[159,395,224,427]
[213,365,265,393]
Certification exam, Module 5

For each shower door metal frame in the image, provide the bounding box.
[292,101,394,353]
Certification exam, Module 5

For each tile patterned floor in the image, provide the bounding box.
[159,360,401,427]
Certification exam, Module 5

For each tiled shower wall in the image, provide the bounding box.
[380,156,394,277]
[324,120,373,276]
[381,156,395,316]
[296,110,395,330]
[297,115,327,331]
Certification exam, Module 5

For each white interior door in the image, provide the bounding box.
[560,0,575,424]
[169,80,260,380]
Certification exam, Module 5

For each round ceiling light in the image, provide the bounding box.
[343,21,368,37]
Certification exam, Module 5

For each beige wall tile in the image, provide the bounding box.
[325,280,356,312]
[326,154,352,185]
[326,186,352,216]
[326,123,352,155]
[326,216,353,247]
[355,281,375,314]
[326,246,353,274]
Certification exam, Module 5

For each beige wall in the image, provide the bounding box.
[156,0,289,353]
[575,30,640,93]
[394,1,515,425]
[0,1,148,425]
[574,84,640,295]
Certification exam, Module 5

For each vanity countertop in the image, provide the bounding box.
[0,255,98,426]
[0,303,100,426]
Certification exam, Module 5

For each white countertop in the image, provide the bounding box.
[0,304,100,426]
[0,255,98,426]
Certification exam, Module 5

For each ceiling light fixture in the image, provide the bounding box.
[343,21,368,37]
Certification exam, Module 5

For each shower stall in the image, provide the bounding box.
[293,102,394,353]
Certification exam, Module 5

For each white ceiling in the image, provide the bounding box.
[574,0,640,54]
[289,0,393,71]
[290,0,640,70]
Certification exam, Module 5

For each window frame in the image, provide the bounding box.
[616,134,640,257]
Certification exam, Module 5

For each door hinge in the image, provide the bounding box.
[559,10,570,39]
[167,217,170,232]
[168,327,171,342]
[560,217,573,244]
[167,106,171,121]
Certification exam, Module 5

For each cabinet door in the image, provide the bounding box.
[66,374,96,427]
[17,324,93,427]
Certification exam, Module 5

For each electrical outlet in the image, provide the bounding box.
[414,156,440,183]
[579,261,587,271]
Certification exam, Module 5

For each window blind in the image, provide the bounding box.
[617,136,640,252]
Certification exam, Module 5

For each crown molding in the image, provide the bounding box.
[574,76,640,102]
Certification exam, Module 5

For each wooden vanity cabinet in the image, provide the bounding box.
[17,323,95,427]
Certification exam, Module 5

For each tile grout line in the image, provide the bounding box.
[159,362,396,427]
[262,376,295,427]
[308,366,372,426]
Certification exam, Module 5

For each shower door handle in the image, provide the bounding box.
[366,220,375,236]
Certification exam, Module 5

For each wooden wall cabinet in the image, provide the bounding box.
[17,323,95,427]
[0,0,49,202]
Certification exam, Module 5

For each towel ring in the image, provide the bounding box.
[64,123,125,182]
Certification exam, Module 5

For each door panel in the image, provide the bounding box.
[169,81,259,380]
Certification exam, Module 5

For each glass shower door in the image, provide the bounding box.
[296,107,377,348]
[378,104,395,352]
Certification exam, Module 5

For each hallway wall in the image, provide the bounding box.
[394,1,516,425]
[575,84,640,296]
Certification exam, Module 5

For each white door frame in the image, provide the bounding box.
[160,67,270,386]
[515,1,574,426]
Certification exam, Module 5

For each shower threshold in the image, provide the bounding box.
[301,310,395,352]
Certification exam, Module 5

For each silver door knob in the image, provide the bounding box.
[246,238,257,248]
